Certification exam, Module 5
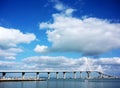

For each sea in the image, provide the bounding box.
[0,79,120,88]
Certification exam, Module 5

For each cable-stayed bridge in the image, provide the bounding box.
[0,70,117,81]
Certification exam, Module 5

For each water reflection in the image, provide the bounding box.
[46,79,85,88]
[0,79,120,88]
[21,82,23,88]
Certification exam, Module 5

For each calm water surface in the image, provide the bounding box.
[0,79,120,88]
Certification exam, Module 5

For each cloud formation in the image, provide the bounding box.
[54,3,65,11]
[0,48,23,60]
[0,60,18,69]
[39,7,120,56]
[34,45,48,53]
[0,26,36,60]
[0,26,36,48]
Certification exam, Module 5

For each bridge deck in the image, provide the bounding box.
[0,70,99,73]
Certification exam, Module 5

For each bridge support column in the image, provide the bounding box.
[98,72,103,78]
[48,72,50,79]
[74,72,76,79]
[36,72,39,80]
[56,72,59,79]
[86,71,91,79]
[80,71,82,79]
[2,72,6,79]
[22,72,25,79]
[63,72,66,79]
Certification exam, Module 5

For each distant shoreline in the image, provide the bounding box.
[0,79,46,82]
[0,78,120,82]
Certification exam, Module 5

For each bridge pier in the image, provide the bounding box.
[98,72,102,78]
[63,72,66,79]
[80,71,82,79]
[2,72,6,79]
[48,72,50,79]
[98,72,104,78]
[86,71,91,79]
[36,72,39,80]
[22,72,25,79]
[56,72,59,79]
[74,72,76,79]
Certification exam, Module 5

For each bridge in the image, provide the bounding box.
[0,70,115,80]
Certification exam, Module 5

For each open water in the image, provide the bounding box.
[0,79,120,88]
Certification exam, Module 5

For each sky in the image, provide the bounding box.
[0,0,120,76]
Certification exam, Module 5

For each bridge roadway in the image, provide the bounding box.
[0,70,100,73]
[0,70,113,80]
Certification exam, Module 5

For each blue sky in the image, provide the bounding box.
[0,0,120,76]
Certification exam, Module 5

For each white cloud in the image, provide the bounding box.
[0,60,23,70]
[0,61,16,69]
[53,1,75,16]
[0,26,36,60]
[54,3,65,11]
[0,48,23,60]
[34,45,48,53]
[40,22,50,29]
[65,8,75,16]
[39,9,120,56]
[0,26,36,48]
[96,57,120,65]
